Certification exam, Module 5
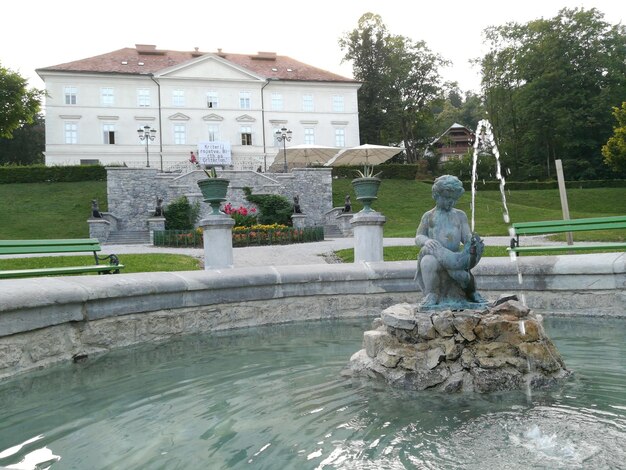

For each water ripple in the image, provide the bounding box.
[0,317,624,469]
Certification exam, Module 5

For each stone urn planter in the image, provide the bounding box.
[352,177,382,212]
[197,177,230,215]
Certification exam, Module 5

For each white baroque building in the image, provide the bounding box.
[37,44,361,171]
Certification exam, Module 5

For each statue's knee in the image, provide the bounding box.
[420,255,440,272]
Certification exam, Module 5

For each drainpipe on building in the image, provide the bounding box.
[149,73,164,172]
[260,78,277,172]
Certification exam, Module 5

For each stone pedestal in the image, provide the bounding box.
[351,211,386,263]
[87,218,111,242]
[200,215,235,270]
[291,213,307,229]
[344,299,571,393]
[147,217,166,244]
[336,213,354,237]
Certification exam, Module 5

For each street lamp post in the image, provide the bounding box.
[137,125,157,168]
[275,126,292,173]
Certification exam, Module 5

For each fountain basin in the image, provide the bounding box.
[0,316,624,469]
[0,253,624,381]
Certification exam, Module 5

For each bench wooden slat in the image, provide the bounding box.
[0,238,101,255]
[0,238,122,278]
[512,215,626,232]
[0,245,101,255]
[508,243,626,254]
[0,264,125,279]
[510,215,625,255]
[513,221,626,236]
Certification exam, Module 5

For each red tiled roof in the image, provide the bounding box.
[36,46,356,83]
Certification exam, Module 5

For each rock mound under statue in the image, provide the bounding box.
[344,299,571,393]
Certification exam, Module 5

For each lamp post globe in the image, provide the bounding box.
[275,127,292,173]
[137,125,157,168]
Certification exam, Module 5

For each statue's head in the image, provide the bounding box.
[432,175,464,208]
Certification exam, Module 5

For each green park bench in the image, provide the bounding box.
[0,238,124,279]
[508,215,626,255]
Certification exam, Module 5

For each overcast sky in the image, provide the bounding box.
[1,0,622,94]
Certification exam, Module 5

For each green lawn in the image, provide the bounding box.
[0,182,108,239]
[0,254,202,274]
[0,179,624,241]
[332,179,626,240]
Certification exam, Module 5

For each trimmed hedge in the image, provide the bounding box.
[332,164,421,180]
[455,179,626,191]
[0,164,107,184]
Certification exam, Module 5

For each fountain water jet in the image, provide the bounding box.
[471,119,511,231]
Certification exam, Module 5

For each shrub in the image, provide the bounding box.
[242,187,293,225]
[164,196,200,230]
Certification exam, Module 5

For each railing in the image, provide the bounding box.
[153,230,203,247]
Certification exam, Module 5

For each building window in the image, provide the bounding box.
[207,91,218,108]
[335,128,345,147]
[207,124,219,142]
[239,91,251,110]
[271,93,283,111]
[174,124,186,145]
[102,124,115,144]
[64,86,77,105]
[332,95,344,113]
[101,87,114,106]
[137,88,150,107]
[240,126,252,145]
[302,94,313,112]
[304,128,315,145]
[173,90,185,107]
[64,122,78,144]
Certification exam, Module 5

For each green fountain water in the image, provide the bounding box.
[0,316,624,469]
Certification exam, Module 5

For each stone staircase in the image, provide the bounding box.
[323,225,344,239]
[105,230,151,245]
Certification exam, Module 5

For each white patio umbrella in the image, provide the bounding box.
[324,144,404,176]
[274,144,339,167]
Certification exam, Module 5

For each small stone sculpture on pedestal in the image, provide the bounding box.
[343,195,351,213]
[154,197,164,217]
[415,175,486,311]
[293,195,302,214]
[91,199,102,218]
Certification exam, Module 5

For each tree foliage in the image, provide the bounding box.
[432,88,486,137]
[0,114,44,165]
[479,8,626,180]
[339,13,449,163]
[0,63,43,139]
[602,102,626,172]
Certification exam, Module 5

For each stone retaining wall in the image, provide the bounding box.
[106,167,332,231]
[0,253,624,381]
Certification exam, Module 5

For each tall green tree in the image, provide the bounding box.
[339,13,449,162]
[479,8,626,180]
[434,88,486,136]
[602,102,626,172]
[0,113,44,164]
[0,63,43,139]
